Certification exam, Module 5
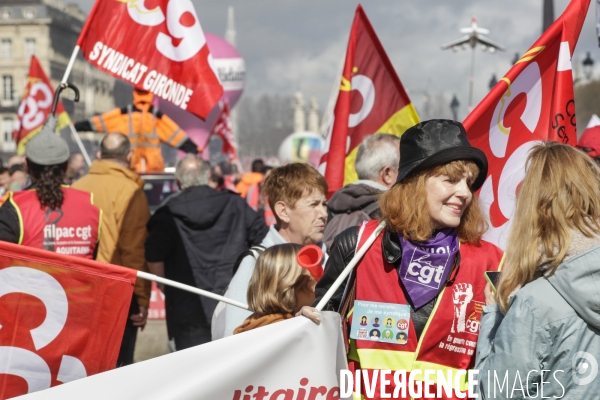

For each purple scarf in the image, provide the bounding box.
[398,229,459,309]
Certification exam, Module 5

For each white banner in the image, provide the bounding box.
[17,312,348,400]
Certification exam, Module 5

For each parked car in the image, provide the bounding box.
[140,173,179,214]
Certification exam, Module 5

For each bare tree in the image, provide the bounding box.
[236,94,296,158]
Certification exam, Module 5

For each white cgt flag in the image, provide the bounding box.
[17,312,348,400]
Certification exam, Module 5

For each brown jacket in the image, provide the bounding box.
[73,160,151,307]
[233,313,293,334]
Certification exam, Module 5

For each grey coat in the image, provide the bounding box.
[475,244,600,399]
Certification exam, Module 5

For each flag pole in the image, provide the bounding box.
[314,220,385,311]
[68,123,91,166]
[59,45,94,165]
[62,0,98,83]
[136,271,250,310]
[59,43,95,165]
[59,0,99,162]
[61,45,80,84]
[61,0,100,83]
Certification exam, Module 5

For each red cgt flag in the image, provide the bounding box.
[211,102,239,162]
[463,0,590,249]
[0,242,136,399]
[77,0,223,120]
[319,5,419,196]
[14,55,71,155]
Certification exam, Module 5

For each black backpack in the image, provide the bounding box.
[232,245,266,276]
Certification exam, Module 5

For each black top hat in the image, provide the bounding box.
[396,119,488,190]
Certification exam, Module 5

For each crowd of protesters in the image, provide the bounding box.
[146,154,267,350]
[2,117,600,397]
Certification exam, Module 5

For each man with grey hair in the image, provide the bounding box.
[145,154,268,350]
[323,134,400,248]
[73,132,151,367]
[174,154,210,189]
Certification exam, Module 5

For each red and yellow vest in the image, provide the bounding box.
[348,220,503,399]
[9,187,102,260]
[246,185,276,227]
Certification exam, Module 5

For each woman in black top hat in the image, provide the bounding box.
[303,120,503,396]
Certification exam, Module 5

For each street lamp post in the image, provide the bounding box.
[450,95,460,121]
[489,74,498,91]
[583,52,595,80]
[441,18,504,111]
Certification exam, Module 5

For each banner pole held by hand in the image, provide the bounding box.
[137,271,249,310]
[315,220,385,311]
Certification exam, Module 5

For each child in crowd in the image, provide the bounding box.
[234,243,317,334]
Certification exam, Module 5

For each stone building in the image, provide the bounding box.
[0,0,118,158]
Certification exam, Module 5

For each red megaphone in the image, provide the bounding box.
[297,245,324,281]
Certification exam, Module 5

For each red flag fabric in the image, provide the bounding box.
[463,0,590,249]
[212,102,239,162]
[0,241,136,399]
[77,0,223,120]
[578,114,600,156]
[14,55,71,155]
[319,5,419,196]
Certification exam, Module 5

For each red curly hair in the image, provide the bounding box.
[379,160,487,243]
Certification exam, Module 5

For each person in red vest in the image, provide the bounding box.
[0,116,101,258]
[306,120,503,399]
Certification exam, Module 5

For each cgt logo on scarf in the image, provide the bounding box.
[398,229,459,309]
[405,254,447,288]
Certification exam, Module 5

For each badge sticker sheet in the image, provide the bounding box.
[350,300,411,344]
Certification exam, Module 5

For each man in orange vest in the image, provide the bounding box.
[236,159,265,198]
[74,88,201,173]
[0,116,101,258]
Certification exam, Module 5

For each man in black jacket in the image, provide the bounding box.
[145,155,268,350]
[322,134,400,248]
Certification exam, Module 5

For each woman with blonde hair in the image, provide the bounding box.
[234,243,317,334]
[308,120,503,398]
[475,141,600,398]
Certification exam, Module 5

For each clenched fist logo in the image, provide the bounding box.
[451,283,473,333]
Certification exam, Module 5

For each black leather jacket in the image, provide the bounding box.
[314,225,437,339]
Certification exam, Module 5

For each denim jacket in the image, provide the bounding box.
[475,244,600,399]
